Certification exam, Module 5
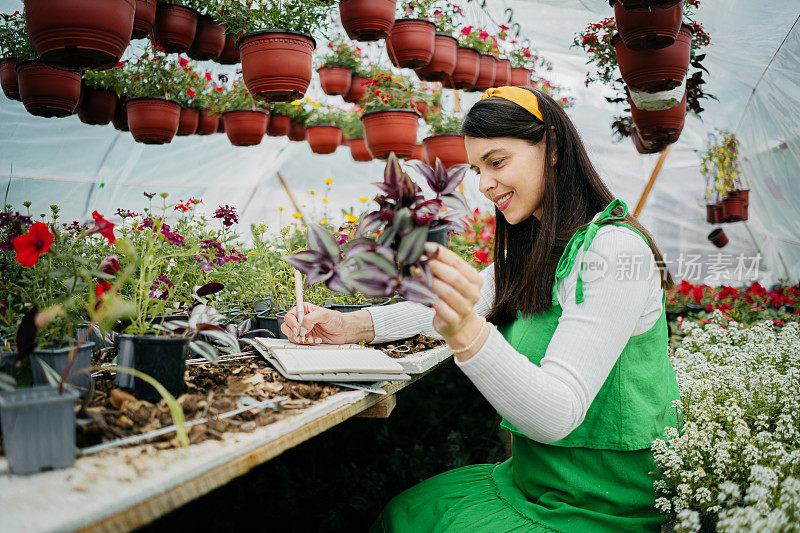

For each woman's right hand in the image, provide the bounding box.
[281,303,350,345]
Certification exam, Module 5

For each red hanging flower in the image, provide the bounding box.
[13,222,53,267]
[87,211,116,243]
[99,255,121,275]
[178,56,189,68]
[205,72,212,82]
[187,87,196,98]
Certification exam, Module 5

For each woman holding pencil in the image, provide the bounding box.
[282,86,680,532]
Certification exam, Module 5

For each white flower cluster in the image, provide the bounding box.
[652,310,800,532]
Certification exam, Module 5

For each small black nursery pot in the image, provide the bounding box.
[130,336,188,403]
[30,342,94,396]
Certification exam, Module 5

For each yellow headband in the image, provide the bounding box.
[480,86,543,122]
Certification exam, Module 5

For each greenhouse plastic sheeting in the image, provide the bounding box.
[1,0,798,286]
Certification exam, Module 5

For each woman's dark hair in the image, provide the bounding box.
[461,87,674,327]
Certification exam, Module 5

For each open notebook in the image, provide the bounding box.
[253,337,411,383]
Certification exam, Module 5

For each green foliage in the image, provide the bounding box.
[220,0,334,36]
[318,36,362,70]
[360,68,416,113]
[425,109,463,136]
[457,26,499,55]
[0,11,31,59]
[340,111,364,139]
[306,106,348,127]
[698,130,746,201]
[209,77,259,113]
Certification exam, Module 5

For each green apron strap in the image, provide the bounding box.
[553,199,629,305]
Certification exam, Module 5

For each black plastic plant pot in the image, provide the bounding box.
[76,323,110,349]
[328,303,371,313]
[427,224,449,247]
[254,312,288,340]
[31,343,94,396]
[665,309,682,322]
[114,334,135,390]
[685,303,704,315]
[0,386,79,475]
[130,336,188,403]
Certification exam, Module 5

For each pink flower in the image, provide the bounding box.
[461,26,473,36]
[479,30,489,41]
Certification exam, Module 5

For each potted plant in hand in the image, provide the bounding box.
[0,11,28,101]
[386,1,436,69]
[306,106,345,154]
[414,4,462,82]
[339,0,397,42]
[699,130,749,223]
[24,0,135,70]
[122,48,182,144]
[79,67,122,125]
[317,36,362,96]
[423,110,468,169]
[360,68,420,159]
[212,77,269,146]
[224,0,332,102]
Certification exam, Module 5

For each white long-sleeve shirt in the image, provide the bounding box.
[366,223,663,443]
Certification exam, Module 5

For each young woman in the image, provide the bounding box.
[282,86,680,532]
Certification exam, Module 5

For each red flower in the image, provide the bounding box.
[479,30,489,41]
[178,57,189,67]
[94,279,113,311]
[99,255,121,275]
[187,87,196,98]
[205,72,212,81]
[116,60,126,68]
[13,222,53,267]
[461,26,473,36]
[88,211,116,243]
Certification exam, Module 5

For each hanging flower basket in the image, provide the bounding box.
[16,59,81,118]
[222,109,268,146]
[24,0,136,70]
[707,228,728,248]
[631,129,668,154]
[239,30,315,103]
[386,19,436,69]
[267,113,290,136]
[452,47,480,90]
[152,3,198,54]
[195,108,219,135]
[349,137,373,161]
[126,96,181,144]
[423,135,468,169]
[629,90,686,140]
[78,85,117,125]
[343,74,367,103]
[412,99,428,120]
[494,58,512,86]
[112,95,129,131]
[705,202,724,223]
[217,117,225,132]
[318,66,352,96]
[216,33,239,64]
[362,108,419,159]
[307,125,342,154]
[613,23,692,92]
[187,15,225,61]
[473,54,497,91]
[609,0,682,12]
[721,194,748,222]
[510,67,532,87]
[408,143,427,162]
[339,0,396,41]
[176,106,199,136]
[629,77,686,111]
[132,0,157,39]
[288,118,306,141]
[0,58,22,101]
[613,0,683,51]
[415,33,457,82]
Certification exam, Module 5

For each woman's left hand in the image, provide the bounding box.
[423,243,485,346]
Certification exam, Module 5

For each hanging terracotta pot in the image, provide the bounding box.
[176,106,199,135]
[112,96,129,131]
[631,129,667,154]
[613,23,692,93]
[349,138,373,162]
[187,15,225,61]
[132,0,157,39]
[630,91,686,140]
[414,33,457,82]
[610,0,682,12]
[452,47,479,90]
[195,109,219,135]
[216,33,239,64]
[217,117,225,133]
[24,0,135,71]
[705,202,724,224]
[474,54,497,91]
[707,228,728,248]
[239,30,315,103]
[510,67,532,87]
[126,97,180,144]
[318,66,352,96]
[721,195,748,222]
[267,113,290,136]
[339,0,396,41]
[386,19,436,69]
[307,125,342,154]
[16,60,81,118]
[343,74,367,103]
[362,109,419,159]
[78,85,117,125]
[409,143,427,162]
[613,0,683,51]
[494,58,512,86]
[288,119,306,141]
[727,189,749,206]
[423,135,468,169]
[222,109,268,146]
[413,100,429,120]
[153,3,198,54]
[0,58,21,101]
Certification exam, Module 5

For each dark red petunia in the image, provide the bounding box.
[99,255,121,275]
[88,211,116,243]
[13,222,53,267]
[94,279,113,310]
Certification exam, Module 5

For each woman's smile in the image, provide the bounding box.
[494,191,514,211]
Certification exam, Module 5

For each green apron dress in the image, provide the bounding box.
[370,199,683,533]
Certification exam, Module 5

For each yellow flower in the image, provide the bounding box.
[278,207,284,211]
[322,198,329,203]
[292,212,303,219]
[324,177,334,185]
[308,190,315,195]
[321,219,328,225]
[345,214,358,223]
[359,196,369,202]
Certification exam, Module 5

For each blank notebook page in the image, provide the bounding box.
[268,347,405,374]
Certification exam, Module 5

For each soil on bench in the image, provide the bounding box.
[372,335,445,358]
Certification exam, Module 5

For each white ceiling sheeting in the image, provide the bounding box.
[1,0,799,285]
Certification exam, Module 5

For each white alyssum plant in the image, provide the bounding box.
[652,310,800,532]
